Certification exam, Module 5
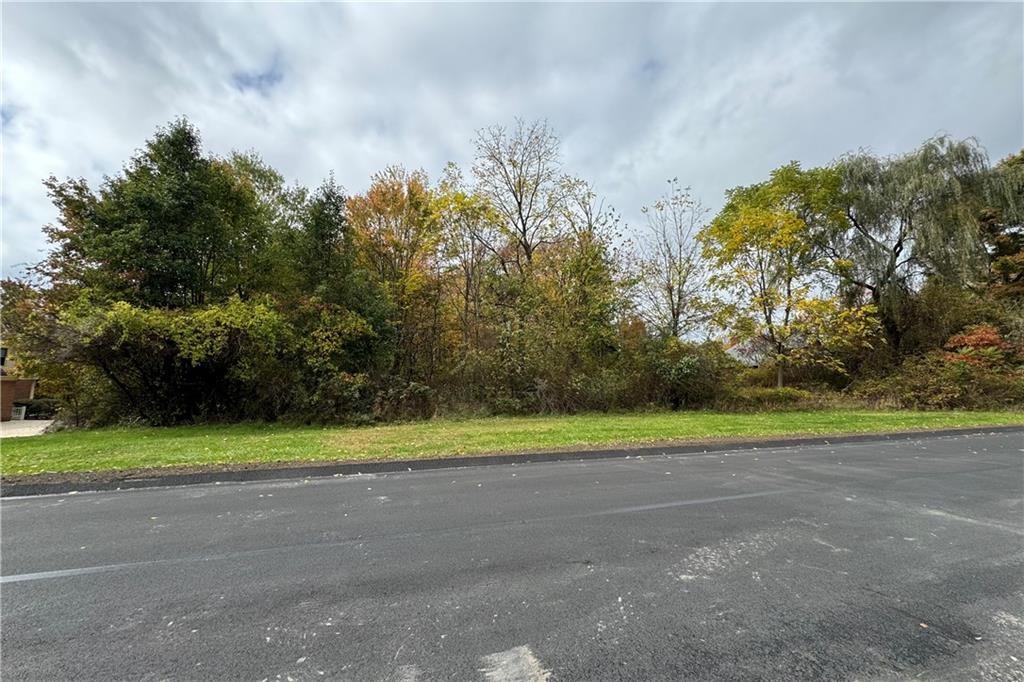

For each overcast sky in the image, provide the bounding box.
[3,2,1022,277]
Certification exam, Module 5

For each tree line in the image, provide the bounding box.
[2,118,1022,425]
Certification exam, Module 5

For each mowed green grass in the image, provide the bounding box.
[2,409,1022,476]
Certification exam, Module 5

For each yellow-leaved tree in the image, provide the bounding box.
[699,164,878,387]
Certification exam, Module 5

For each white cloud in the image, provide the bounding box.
[2,2,1021,276]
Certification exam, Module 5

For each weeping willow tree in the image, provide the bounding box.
[982,150,1024,299]
[824,136,991,353]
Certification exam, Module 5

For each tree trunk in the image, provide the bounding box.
[776,362,784,389]
[881,312,902,358]
[871,289,902,359]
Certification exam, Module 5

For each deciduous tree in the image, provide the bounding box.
[472,119,564,270]
[702,170,875,386]
[824,136,990,350]
[40,119,269,308]
[637,179,712,339]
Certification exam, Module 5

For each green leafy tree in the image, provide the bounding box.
[981,150,1024,299]
[348,166,443,402]
[824,136,990,351]
[431,163,502,397]
[41,119,270,307]
[701,168,876,387]
[290,175,358,302]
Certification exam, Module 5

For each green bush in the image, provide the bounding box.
[485,395,531,416]
[650,339,740,409]
[568,368,628,412]
[898,280,1010,357]
[67,297,297,424]
[854,323,1024,409]
[736,365,777,388]
[375,379,436,420]
[854,355,1024,409]
[303,372,374,422]
[718,386,817,410]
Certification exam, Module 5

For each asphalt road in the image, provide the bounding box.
[2,430,1022,681]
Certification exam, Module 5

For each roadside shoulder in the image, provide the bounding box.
[3,425,1021,497]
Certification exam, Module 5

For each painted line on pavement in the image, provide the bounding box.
[1,489,796,584]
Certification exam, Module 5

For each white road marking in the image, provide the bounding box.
[1,561,150,583]
[812,537,850,553]
[1,489,796,584]
[479,645,552,682]
[920,508,1024,536]
[576,489,798,519]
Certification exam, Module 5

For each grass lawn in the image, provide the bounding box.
[2,409,1022,477]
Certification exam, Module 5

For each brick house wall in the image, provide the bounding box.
[1,377,38,421]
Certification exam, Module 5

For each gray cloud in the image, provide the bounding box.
[2,2,1021,276]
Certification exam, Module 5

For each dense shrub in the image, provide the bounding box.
[897,280,1010,357]
[735,365,776,388]
[302,372,374,423]
[65,297,297,424]
[649,339,740,409]
[375,379,436,420]
[567,369,629,412]
[853,325,1024,408]
[854,356,1024,409]
[718,386,817,410]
